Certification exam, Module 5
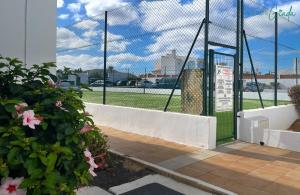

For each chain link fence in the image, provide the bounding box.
[56,0,299,116]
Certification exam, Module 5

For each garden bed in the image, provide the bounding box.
[91,153,154,190]
[288,119,300,132]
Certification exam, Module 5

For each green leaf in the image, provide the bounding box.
[4,104,15,113]
[20,178,36,188]
[46,153,57,173]
[7,147,20,165]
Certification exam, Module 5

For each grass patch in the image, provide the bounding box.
[82,91,290,142]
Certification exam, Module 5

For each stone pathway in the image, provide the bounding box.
[100,126,300,195]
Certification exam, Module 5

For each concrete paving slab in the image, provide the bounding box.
[157,150,219,170]
[76,186,112,195]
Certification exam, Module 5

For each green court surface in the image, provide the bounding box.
[82,91,290,142]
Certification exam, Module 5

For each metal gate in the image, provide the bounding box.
[208,50,239,144]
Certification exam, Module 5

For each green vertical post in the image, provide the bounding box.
[240,0,244,111]
[208,50,214,116]
[103,11,108,105]
[203,0,210,116]
[275,12,278,106]
[296,58,299,85]
[233,0,241,139]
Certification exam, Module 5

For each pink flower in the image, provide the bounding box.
[55,100,62,108]
[48,80,57,88]
[55,100,69,112]
[22,110,41,129]
[84,149,98,177]
[0,177,26,195]
[15,103,27,117]
[80,123,93,134]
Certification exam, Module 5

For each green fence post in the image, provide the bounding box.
[275,12,278,106]
[103,11,108,105]
[208,49,214,116]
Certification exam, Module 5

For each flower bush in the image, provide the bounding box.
[0,56,108,194]
[289,85,300,112]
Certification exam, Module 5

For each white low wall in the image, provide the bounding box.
[85,103,216,149]
[238,105,300,152]
[239,104,298,130]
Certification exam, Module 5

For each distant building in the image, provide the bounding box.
[67,75,77,86]
[77,72,89,84]
[155,50,204,76]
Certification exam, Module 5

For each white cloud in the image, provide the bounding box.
[138,0,300,56]
[83,30,98,39]
[107,53,145,67]
[74,20,99,30]
[57,0,64,8]
[244,1,300,38]
[244,0,261,8]
[58,14,69,20]
[121,64,132,69]
[73,13,84,22]
[139,0,236,54]
[80,0,138,25]
[56,52,145,70]
[57,27,90,50]
[57,54,103,70]
[67,3,81,13]
[103,32,130,52]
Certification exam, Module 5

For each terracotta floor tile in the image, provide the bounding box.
[203,156,236,169]
[263,181,300,195]
[176,166,210,178]
[179,161,218,172]
[197,173,231,188]
[100,126,300,194]
[248,167,285,182]
[236,156,270,168]
[209,168,246,181]
[232,174,272,189]
[285,169,300,180]
[282,151,300,160]
[273,176,300,190]
[131,152,169,164]
[226,162,259,174]
[224,181,273,195]
[272,160,300,170]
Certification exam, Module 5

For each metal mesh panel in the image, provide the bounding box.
[56,13,105,102]
[243,0,275,108]
[277,11,300,106]
[56,0,299,115]
[105,1,206,114]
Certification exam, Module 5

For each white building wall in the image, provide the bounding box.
[244,78,298,89]
[0,0,56,72]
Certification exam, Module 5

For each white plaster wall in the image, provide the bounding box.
[239,104,299,130]
[0,0,56,72]
[85,103,217,149]
[260,129,300,152]
[238,105,300,152]
[244,78,298,89]
[0,0,26,60]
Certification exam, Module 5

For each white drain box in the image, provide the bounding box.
[239,116,269,144]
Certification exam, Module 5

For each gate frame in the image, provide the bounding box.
[208,50,239,141]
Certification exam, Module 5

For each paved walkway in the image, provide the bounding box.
[100,126,300,195]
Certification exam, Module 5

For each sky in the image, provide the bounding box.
[56,0,300,74]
